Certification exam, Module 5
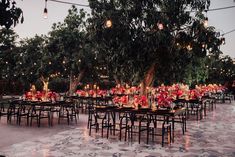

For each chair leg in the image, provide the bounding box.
[146,123,149,144]
[30,116,33,126]
[27,115,29,126]
[162,127,165,147]
[138,122,141,144]
[67,113,70,125]
[18,116,21,126]
[169,125,172,144]
[58,112,61,124]
[48,112,51,127]
[101,121,104,138]
[119,122,122,141]
[89,123,92,136]
[38,117,40,127]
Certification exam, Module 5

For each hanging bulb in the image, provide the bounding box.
[43,8,48,19]
[221,37,225,45]
[157,22,164,30]
[105,20,112,28]
[187,44,192,51]
[204,17,208,28]
[43,0,48,19]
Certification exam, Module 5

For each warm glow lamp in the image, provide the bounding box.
[43,0,48,19]
[105,20,112,28]
[204,17,208,28]
[158,22,164,30]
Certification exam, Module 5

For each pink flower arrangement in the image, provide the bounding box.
[97,90,107,96]
[112,96,120,104]
[47,91,57,101]
[120,96,128,104]
[76,90,86,96]
[88,90,95,96]
[133,95,148,108]
[157,91,173,108]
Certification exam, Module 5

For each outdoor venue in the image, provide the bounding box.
[0,0,235,157]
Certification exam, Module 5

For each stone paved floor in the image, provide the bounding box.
[0,102,235,157]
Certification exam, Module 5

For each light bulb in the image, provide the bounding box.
[204,17,208,28]
[43,8,48,19]
[105,20,112,28]
[187,45,192,51]
[158,22,164,30]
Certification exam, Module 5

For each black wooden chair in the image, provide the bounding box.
[187,99,203,120]
[58,102,78,125]
[16,102,31,126]
[148,114,172,147]
[0,102,11,122]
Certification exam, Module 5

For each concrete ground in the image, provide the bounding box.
[0,113,88,149]
[0,101,235,157]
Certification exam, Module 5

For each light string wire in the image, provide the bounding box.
[47,0,235,12]
[46,0,235,36]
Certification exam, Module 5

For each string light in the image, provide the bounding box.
[203,10,208,28]
[105,20,112,28]
[48,0,89,8]
[43,0,48,19]
[221,37,225,45]
[46,0,235,13]
[187,44,193,51]
[157,21,164,30]
[204,17,208,28]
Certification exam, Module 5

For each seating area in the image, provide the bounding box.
[0,94,234,157]
[86,92,232,147]
[0,100,79,127]
[1,88,234,148]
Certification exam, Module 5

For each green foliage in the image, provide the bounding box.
[0,0,23,29]
[14,35,47,83]
[207,55,235,84]
[0,2,232,95]
[88,0,219,85]
[47,6,95,80]
[48,78,69,93]
[0,28,18,80]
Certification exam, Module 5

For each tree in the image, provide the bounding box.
[14,35,47,91]
[0,28,18,81]
[207,55,235,84]
[0,28,23,94]
[0,0,23,29]
[88,0,222,93]
[47,6,95,94]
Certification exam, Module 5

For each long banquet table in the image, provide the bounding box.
[93,105,187,143]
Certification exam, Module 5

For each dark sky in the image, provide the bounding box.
[14,0,235,58]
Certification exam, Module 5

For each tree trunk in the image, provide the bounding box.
[40,76,49,93]
[113,75,121,85]
[140,63,156,95]
[69,70,85,96]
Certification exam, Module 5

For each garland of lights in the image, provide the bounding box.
[43,0,235,35]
